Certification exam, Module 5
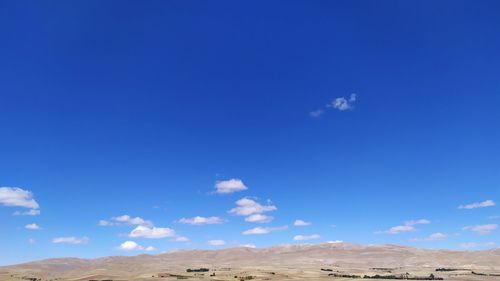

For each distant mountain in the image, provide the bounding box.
[2,243,499,280]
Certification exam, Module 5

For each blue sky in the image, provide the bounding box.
[1,1,499,265]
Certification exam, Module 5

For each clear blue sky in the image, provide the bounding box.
[1,1,499,265]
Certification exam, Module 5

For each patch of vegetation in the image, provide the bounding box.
[435,268,460,272]
[328,273,361,278]
[362,274,443,280]
[186,268,209,273]
[321,268,334,272]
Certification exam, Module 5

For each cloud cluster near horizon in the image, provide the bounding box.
[310,93,357,117]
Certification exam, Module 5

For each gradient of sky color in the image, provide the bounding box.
[1,0,499,266]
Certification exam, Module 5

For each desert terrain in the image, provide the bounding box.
[1,243,499,281]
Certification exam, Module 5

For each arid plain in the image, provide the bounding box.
[1,243,499,281]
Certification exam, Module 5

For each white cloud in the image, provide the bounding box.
[294,219,311,226]
[411,232,447,242]
[463,224,498,235]
[118,240,155,251]
[215,179,248,194]
[242,244,256,248]
[52,236,89,244]
[129,225,176,239]
[173,236,189,242]
[178,216,224,225]
[99,215,153,227]
[330,93,357,111]
[404,219,430,226]
[327,240,343,244]
[0,187,39,210]
[28,238,36,244]
[245,214,273,223]
[25,223,41,230]
[383,219,430,234]
[13,209,40,216]
[310,109,324,118]
[293,234,320,241]
[207,239,226,246]
[459,200,495,209]
[459,242,496,249]
[242,225,288,235]
[229,198,277,216]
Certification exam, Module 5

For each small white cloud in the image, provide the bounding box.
[178,216,224,225]
[383,219,430,234]
[28,238,36,244]
[0,187,39,210]
[245,214,273,223]
[459,242,497,249]
[294,219,311,226]
[13,209,40,216]
[404,219,430,226]
[242,225,288,235]
[52,236,89,244]
[329,93,357,111]
[118,240,155,251]
[129,225,176,239]
[25,223,41,230]
[293,234,320,241]
[173,236,189,242]
[411,232,447,242]
[310,109,324,118]
[207,239,226,246]
[215,179,248,194]
[459,200,495,209]
[327,240,343,244]
[99,215,153,227]
[242,244,256,248]
[229,198,277,216]
[463,224,498,235]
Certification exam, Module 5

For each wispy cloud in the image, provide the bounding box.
[0,187,39,210]
[242,225,288,235]
[129,226,176,239]
[52,236,89,244]
[459,241,496,249]
[215,179,248,194]
[118,241,155,251]
[310,93,357,117]
[99,215,153,227]
[293,234,320,241]
[207,239,226,246]
[463,224,498,235]
[245,214,273,223]
[13,209,40,216]
[459,200,495,209]
[229,198,277,216]
[382,219,430,234]
[294,219,311,226]
[25,223,41,230]
[411,232,447,242]
[178,216,224,225]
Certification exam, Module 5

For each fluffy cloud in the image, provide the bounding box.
[411,232,447,242]
[242,226,288,235]
[0,187,39,210]
[52,236,89,244]
[118,240,155,251]
[215,179,248,194]
[207,239,226,246]
[463,224,498,235]
[293,234,320,241]
[25,223,41,230]
[459,200,495,209]
[327,240,344,244]
[173,236,190,242]
[99,215,153,227]
[245,214,273,223]
[229,198,277,216]
[129,225,176,239]
[241,244,256,248]
[13,209,40,216]
[294,219,311,226]
[178,216,224,225]
[384,219,430,234]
